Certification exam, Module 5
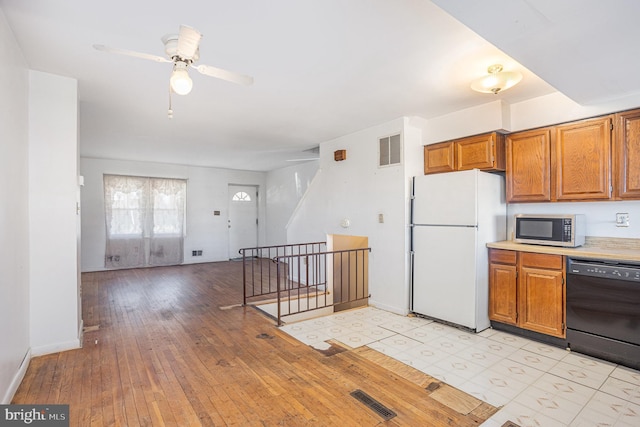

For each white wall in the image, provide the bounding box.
[423,100,512,144]
[265,160,319,245]
[80,158,267,271]
[0,9,30,404]
[287,117,425,314]
[28,71,81,355]
[511,91,640,132]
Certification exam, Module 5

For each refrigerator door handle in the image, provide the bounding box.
[413,224,478,228]
[409,249,415,311]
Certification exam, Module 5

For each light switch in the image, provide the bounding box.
[378,213,384,223]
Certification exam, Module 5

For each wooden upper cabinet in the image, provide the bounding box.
[615,109,640,199]
[554,117,613,201]
[456,132,505,171]
[424,132,505,174]
[506,128,552,203]
[424,141,455,174]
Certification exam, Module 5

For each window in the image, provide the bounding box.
[151,178,187,235]
[103,175,186,268]
[379,133,402,166]
[232,191,252,202]
[105,175,148,236]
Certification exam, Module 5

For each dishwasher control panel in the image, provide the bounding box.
[568,258,640,282]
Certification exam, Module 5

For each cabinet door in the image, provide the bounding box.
[555,117,612,200]
[506,129,552,202]
[489,262,517,325]
[518,266,565,338]
[424,142,455,174]
[488,249,518,325]
[456,132,505,171]
[615,109,640,199]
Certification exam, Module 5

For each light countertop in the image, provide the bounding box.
[487,237,640,263]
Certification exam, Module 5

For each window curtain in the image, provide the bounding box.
[103,174,186,269]
[149,177,186,266]
[104,175,148,268]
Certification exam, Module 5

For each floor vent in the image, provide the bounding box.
[350,389,397,421]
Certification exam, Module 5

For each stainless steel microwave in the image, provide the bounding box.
[514,214,586,247]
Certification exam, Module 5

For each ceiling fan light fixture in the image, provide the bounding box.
[470,64,522,94]
[170,61,193,95]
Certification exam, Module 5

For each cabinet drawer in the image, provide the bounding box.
[520,252,563,270]
[489,249,517,265]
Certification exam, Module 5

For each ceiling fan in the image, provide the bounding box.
[94,25,253,98]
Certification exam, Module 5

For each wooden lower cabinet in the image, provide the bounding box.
[489,249,566,338]
[489,249,517,325]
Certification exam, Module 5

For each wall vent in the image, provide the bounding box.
[379,133,401,167]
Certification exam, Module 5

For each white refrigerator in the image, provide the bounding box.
[411,169,506,332]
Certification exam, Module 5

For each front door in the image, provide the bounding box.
[228,185,258,259]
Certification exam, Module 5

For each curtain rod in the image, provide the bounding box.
[103,173,188,181]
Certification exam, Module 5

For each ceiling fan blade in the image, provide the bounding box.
[192,64,254,86]
[93,44,171,63]
[176,25,202,60]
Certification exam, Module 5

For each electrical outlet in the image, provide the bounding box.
[616,213,630,227]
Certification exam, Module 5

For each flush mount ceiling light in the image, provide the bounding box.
[170,61,193,95]
[470,64,522,94]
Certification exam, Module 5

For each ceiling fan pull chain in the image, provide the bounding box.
[167,83,174,119]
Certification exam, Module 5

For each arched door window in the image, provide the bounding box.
[232,191,252,202]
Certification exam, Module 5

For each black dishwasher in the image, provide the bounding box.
[566,258,640,370]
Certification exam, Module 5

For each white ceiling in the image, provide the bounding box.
[1,0,637,171]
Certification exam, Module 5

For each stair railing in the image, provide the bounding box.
[239,242,326,305]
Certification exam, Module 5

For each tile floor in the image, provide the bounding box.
[279,306,640,427]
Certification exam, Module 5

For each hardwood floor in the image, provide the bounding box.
[13,261,496,426]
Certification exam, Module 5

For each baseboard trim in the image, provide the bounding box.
[2,331,83,403]
[1,348,31,404]
[78,319,84,348]
[30,339,81,357]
